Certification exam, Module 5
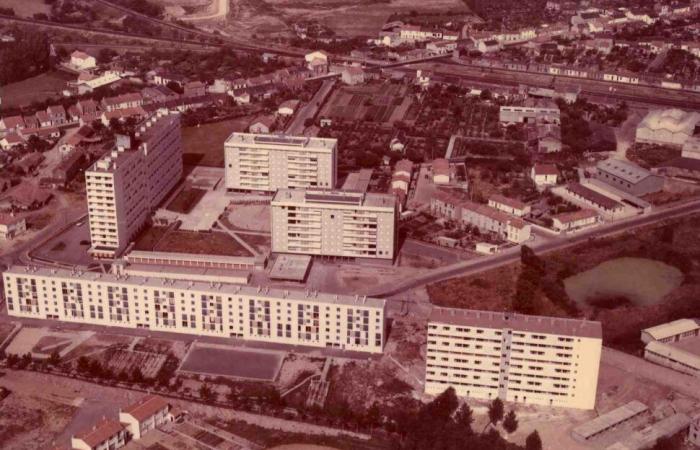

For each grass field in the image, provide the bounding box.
[166,187,206,213]
[134,226,253,257]
[1,71,74,109]
[180,346,283,380]
[182,118,249,167]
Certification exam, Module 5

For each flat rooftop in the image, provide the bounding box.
[430,307,603,339]
[272,188,396,209]
[122,263,250,284]
[269,254,312,282]
[225,132,337,151]
[5,265,385,309]
[341,169,373,193]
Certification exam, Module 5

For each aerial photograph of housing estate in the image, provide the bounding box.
[1,0,700,449]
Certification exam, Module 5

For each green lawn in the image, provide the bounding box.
[1,71,75,109]
[182,118,250,167]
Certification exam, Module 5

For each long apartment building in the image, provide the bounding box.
[87,111,182,259]
[271,189,398,260]
[2,265,385,353]
[225,133,337,192]
[425,307,602,409]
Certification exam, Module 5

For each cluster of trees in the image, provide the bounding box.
[394,387,541,450]
[513,246,579,315]
[0,29,51,85]
[111,0,164,18]
[44,0,98,24]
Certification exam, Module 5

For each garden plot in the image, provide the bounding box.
[99,348,167,379]
[320,83,413,124]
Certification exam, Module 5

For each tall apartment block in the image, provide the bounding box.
[425,307,602,410]
[271,189,398,260]
[2,265,386,353]
[87,111,182,259]
[224,133,337,192]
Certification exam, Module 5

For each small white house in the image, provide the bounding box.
[551,209,599,232]
[277,99,300,116]
[0,214,27,240]
[475,242,500,254]
[488,195,531,217]
[530,163,559,188]
[70,51,96,71]
[433,158,450,184]
[249,116,275,134]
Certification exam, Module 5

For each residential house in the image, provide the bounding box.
[0,133,24,151]
[277,99,300,116]
[248,116,276,134]
[389,130,407,153]
[341,66,365,85]
[70,50,96,71]
[119,395,171,440]
[47,105,67,126]
[551,209,599,232]
[101,107,148,127]
[71,418,127,450]
[101,93,144,112]
[536,123,562,153]
[0,115,25,133]
[184,81,206,97]
[432,158,450,184]
[0,214,27,240]
[530,163,559,188]
[36,111,52,128]
[426,41,458,55]
[153,70,187,87]
[488,194,531,217]
[399,25,443,42]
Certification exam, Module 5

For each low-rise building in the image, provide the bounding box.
[341,66,366,85]
[500,99,561,124]
[119,395,171,440]
[641,318,700,344]
[71,418,127,450]
[644,340,700,377]
[551,209,599,232]
[0,214,27,239]
[70,51,96,71]
[277,99,300,116]
[488,194,531,217]
[432,158,450,184]
[425,307,602,409]
[595,159,664,196]
[635,109,700,148]
[572,401,650,442]
[563,182,624,216]
[530,164,559,188]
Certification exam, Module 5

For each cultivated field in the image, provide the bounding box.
[319,83,413,125]
[0,71,75,109]
[100,348,167,379]
[182,118,250,167]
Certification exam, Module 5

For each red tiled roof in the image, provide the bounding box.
[71,50,91,60]
[122,394,169,422]
[532,163,559,175]
[432,158,450,176]
[394,159,413,174]
[74,418,125,448]
[1,115,25,129]
[552,209,599,224]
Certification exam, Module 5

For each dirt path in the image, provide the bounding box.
[181,0,229,21]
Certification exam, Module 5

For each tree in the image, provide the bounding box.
[48,350,60,366]
[502,410,518,433]
[131,366,144,384]
[525,430,543,450]
[77,356,90,373]
[199,383,215,403]
[454,403,474,435]
[304,117,314,128]
[486,398,504,430]
[166,81,183,94]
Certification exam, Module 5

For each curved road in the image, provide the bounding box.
[180,0,230,21]
[370,198,700,298]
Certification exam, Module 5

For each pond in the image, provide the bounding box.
[564,257,683,307]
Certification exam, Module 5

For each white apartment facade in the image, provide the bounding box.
[2,266,386,353]
[225,133,337,192]
[86,112,182,259]
[425,307,602,410]
[271,189,398,261]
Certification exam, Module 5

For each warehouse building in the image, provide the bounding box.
[425,307,602,409]
[572,401,650,442]
[595,159,664,197]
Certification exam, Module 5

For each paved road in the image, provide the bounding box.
[368,198,700,298]
[286,79,336,135]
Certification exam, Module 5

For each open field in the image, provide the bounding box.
[133,226,253,256]
[319,83,413,124]
[100,348,167,378]
[1,0,51,18]
[221,0,467,38]
[179,344,283,380]
[182,118,249,167]
[0,71,74,109]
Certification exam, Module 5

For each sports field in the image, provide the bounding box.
[179,345,284,380]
